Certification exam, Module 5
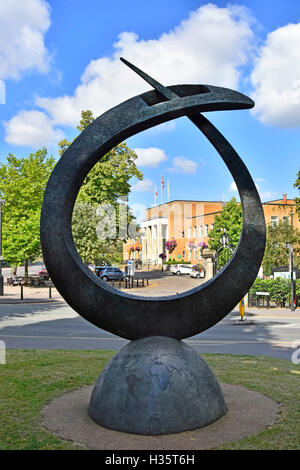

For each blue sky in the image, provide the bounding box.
[0,0,299,214]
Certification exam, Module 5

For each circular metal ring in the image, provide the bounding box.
[40,85,266,340]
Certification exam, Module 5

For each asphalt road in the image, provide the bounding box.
[0,300,299,360]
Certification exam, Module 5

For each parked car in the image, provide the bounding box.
[97,266,128,282]
[190,268,205,279]
[6,275,20,286]
[0,260,10,267]
[37,269,49,280]
[170,264,193,275]
[95,265,107,277]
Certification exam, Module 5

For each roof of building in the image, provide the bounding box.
[146,199,225,210]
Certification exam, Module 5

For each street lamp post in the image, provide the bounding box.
[289,209,295,311]
[213,228,234,275]
[0,199,5,296]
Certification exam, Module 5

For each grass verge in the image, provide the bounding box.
[0,349,299,450]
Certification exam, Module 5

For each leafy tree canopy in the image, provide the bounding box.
[0,149,56,270]
[59,110,143,264]
[208,197,243,270]
[262,220,300,275]
[58,110,143,206]
[72,202,124,265]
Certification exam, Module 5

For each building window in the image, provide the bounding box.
[189,249,192,260]
[194,226,197,237]
[183,250,185,258]
[270,216,279,226]
[194,247,197,259]
[188,226,192,239]
[282,216,290,224]
[210,223,214,230]
[205,224,208,236]
[199,225,203,237]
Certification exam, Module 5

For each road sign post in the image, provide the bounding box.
[239,298,245,321]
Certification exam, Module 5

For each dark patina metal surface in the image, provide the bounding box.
[40,76,265,341]
[89,336,227,435]
[40,62,266,435]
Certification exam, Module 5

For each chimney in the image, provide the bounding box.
[283,193,287,204]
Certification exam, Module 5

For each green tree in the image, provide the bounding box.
[76,109,95,132]
[57,110,95,156]
[0,149,56,275]
[208,197,243,270]
[72,202,126,265]
[294,169,300,219]
[262,220,300,275]
[57,138,71,157]
[77,143,141,205]
[59,110,142,206]
[71,202,101,264]
[59,110,143,264]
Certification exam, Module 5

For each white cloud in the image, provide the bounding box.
[0,0,51,80]
[230,180,259,192]
[251,22,300,127]
[147,122,176,133]
[230,181,238,192]
[3,110,64,147]
[260,191,275,200]
[134,147,167,168]
[34,4,254,127]
[0,80,5,104]
[169,156,198,174]
[132,178,153,192]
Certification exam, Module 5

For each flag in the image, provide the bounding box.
[154,185,158,204]
[160,176,165,204]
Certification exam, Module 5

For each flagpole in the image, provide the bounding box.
[167,178,170,202]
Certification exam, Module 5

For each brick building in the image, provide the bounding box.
[123,194,299,265]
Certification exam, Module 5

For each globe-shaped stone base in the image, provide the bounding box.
[89,336,227,435]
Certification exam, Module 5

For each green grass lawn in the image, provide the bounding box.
[0,349,299,450]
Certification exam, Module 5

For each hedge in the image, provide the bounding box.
[165,259,192,265]
[249,278,300,307]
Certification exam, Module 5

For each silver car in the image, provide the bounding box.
[97,267,128,281]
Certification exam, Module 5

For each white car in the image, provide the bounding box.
[171,264,193,275]
[190,269,205,279]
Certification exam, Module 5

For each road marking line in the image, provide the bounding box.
[270,323,300,328]
[0,334,124,341]
[0,334,295,348]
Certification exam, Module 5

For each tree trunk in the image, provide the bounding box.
[10,266,17,276]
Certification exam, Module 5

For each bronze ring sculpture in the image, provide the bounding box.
[40,59,266,435]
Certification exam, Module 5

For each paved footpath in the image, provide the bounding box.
[0,270,204,303]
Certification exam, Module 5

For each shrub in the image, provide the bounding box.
[250,278,299,307]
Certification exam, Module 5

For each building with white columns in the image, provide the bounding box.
[123,195,298,266]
